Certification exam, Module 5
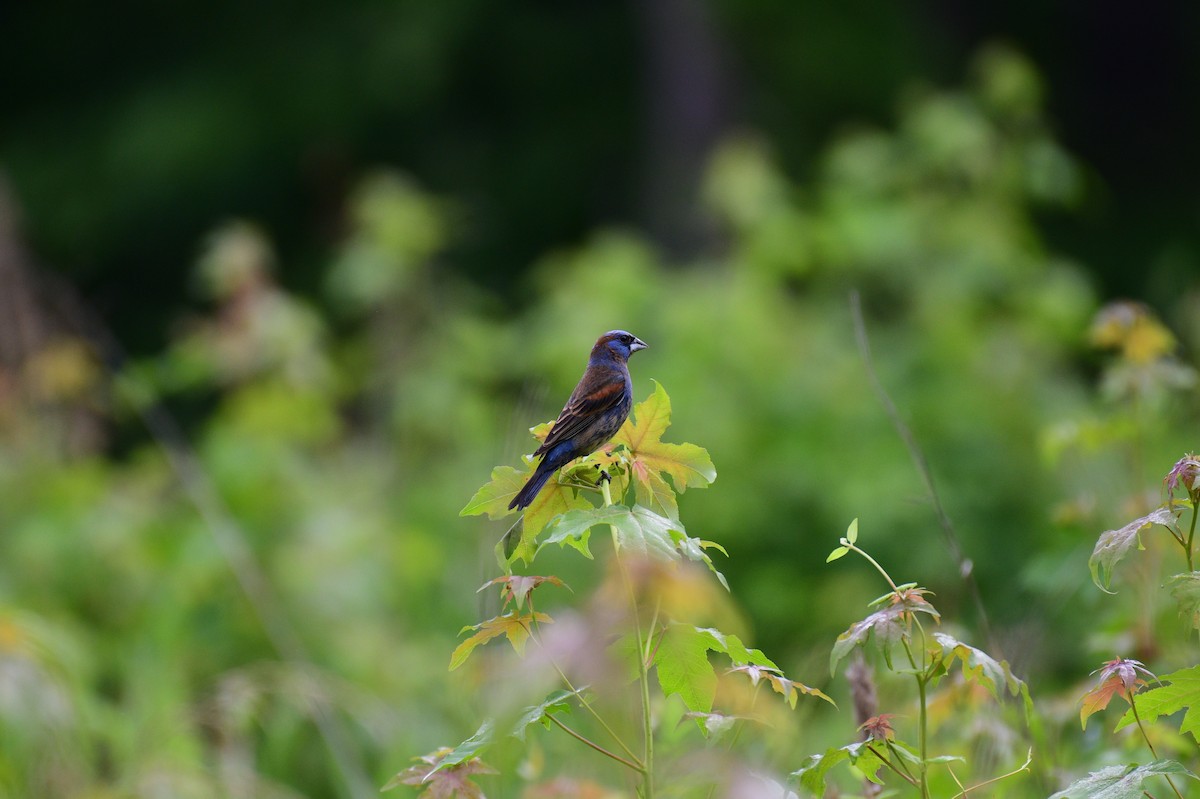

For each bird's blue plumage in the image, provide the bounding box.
[509,330,647,510]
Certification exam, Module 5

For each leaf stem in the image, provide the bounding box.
[1130,693,1185,799]
[866,743,919,787]
[548,715,644,773]
[947,750,1032,798]
[845,543,900,593]
[529,615,642,765]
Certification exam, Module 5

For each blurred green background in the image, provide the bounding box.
[2,2,1200,797]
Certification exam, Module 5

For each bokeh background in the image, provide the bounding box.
[2,1,1200,797]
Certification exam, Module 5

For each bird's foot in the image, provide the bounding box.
[599,469,612,484]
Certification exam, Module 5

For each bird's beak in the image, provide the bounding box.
[631,337,648,353]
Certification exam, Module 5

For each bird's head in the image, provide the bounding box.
[594,330,648,362]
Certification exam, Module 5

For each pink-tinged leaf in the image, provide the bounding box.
[830,588,940,674]
[477,574,568,611]
[1080,659,1154,729]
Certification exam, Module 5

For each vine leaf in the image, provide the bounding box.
[611,381,716,518]
[449,611,552,670]
[460,465,591,564]
[1115,665,1200,741]
[1089,506,1179,591]
[933,632,1032,721]
[1049,760,1198,799]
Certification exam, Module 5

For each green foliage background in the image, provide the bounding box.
[1,42,1199,798]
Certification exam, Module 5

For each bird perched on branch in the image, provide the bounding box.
[509,330,648,510]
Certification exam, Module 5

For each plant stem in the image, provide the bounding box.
[1185,504,1198,572]
[947,749,1032,798]
[847,543,900,593]
[549,715,644,773]
[1130,694,1184,799]
[530,616,643,765]
[917,676,931,799]
[866,744,919,787]
[610,483,654,799]
[629,574,655,799]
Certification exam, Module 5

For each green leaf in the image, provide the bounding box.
[694,627,777,669]
[932,632,1033,722]
[612,382,717,494]
[846,518,858,545]
[791,742,886,796]
[542,505,722,580]
[1049,760,1198,799]
[449,611,552,670]
[462,465,591,564]
[633,466,679,520]
[1115,665,1200,741]
[382,754,497,797]
[826,546,849,562]
[512,689,577,741]
[830,588,940,674]
[654,623,718,713]
[460,466,524,518]
[1089,506,1179,591]
[680,711,742,739]
[430,720,495,774]
[1168,572,1200,630]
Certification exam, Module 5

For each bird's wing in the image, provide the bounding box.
[536,368,627,455]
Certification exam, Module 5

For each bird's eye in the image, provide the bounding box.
[621,335,632,345]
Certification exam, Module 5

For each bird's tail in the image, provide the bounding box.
[509,465,554,510]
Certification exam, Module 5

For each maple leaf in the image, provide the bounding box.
[449,610,553,670]
[1114,664,1200,741]
[654,623,719,713]
[728,665,835,708]
[1080,658,1155,729]
[679,711,744,739]
[1168,572,1200,630]
[513,689,578,741]
[543,506,727,586]
[477,574,567,611]
[385,755,497,798]
[1049,760,1198,799]
[1089,506,1180,591]
[383,724,498,797]
[611,382,716,519]
[792,742,886,797]
[932,632,1033,722]
[830,587,940,674]
[460,464,591,564]
[858,714,897,742]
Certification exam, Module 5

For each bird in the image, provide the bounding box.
[509,330,648,510]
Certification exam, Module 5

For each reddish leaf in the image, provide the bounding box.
[1080,658,1155,729]
[477,575,567,611]
[384,751,497,798]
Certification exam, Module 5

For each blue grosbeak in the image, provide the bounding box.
[509,330,648,510]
